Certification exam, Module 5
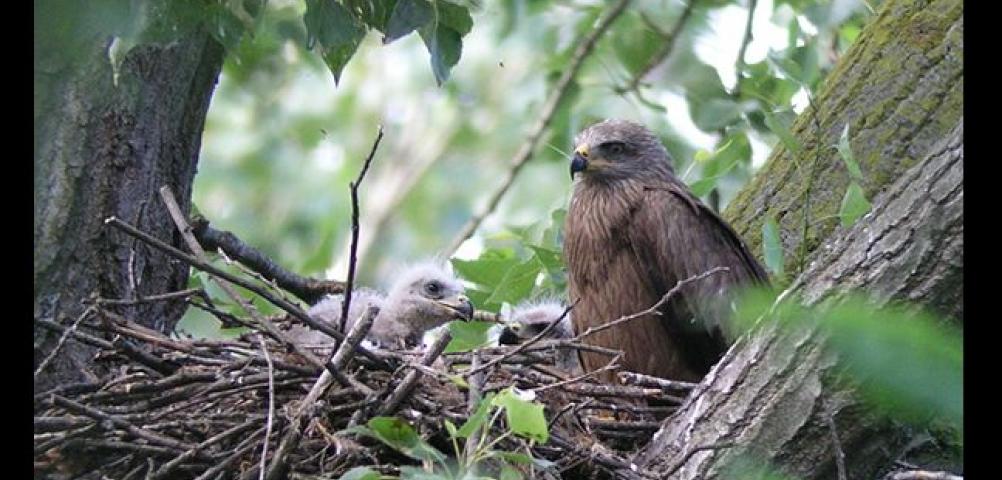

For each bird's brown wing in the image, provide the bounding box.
[626,179,768,360]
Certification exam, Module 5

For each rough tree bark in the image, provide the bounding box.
[34,4,225,392]
[631,0,963,477]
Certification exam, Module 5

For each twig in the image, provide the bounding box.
[533,353,622,393]
[263,307,377,480]
[615,0,698,95]
[257,335,276,480]
[34,306,95,378]
[339,125,385,343]
[50,395,201,454]
[827,413,847,480]
[103,216,388,369]
[617,371,698,391]
[149,420,260,480]
[377,332,452,416]
[192,428,266,480]
[159,186,330,374]
[445,0,633,255]
[94,288,207,306]
[574,267,729,341]
[885,471,963,480]
[191,217,344,304]
[464,302,576,377]
[733,0,758,93]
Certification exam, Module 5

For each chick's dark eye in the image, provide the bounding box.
[424,281,442,297]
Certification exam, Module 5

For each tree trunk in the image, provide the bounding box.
[33,5,224,392]
[634,121,962,479]
[632,0,963,477]
[724,0,962,282]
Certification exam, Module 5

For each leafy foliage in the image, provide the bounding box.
[344,387,552,479]
[733,289,962,434]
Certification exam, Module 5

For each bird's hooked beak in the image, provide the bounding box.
[436,295,475,321]
[570,145,589,179]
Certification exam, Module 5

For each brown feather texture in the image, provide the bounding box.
[564,119,768,382]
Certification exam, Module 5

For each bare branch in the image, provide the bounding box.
[445,0,633,255]
[339,126,386,343]
[191,217,344,304]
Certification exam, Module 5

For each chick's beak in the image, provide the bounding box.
[570,146,589,179]
[438,295,475,320]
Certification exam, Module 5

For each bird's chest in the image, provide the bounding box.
[565,186,645,288]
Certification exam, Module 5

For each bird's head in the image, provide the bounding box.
[570,119,674,182]
[498,300,572,345]
[382,262,475,336]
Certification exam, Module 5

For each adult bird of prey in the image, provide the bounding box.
[290,261,475,348]
[565,119,768,382]
[498,300,581,374]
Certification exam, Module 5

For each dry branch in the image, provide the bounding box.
[445,0,633,255]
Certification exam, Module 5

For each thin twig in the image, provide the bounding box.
[159,187,330,373]
[615,0,698,95]
[574,267,729,341]
[464,303,576,377]
[533,353,622,393]
[257,335,276,480]
[617,371,699,391]
[191,217,344,304]
[339,125,385,344]
[733,0,758,92]
[445,0,632,255]
[377,331,453,416]
[885,471,963,480]
[103,216,388,369]
[263,307,377,480]
[34,306,95,378]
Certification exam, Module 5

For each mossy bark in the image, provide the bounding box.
[34,7,224,392]
[723,0,962,283]
[632,0,964,477]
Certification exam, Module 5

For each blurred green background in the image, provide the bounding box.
[180,0,876,335]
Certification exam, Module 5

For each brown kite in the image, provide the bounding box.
[564,119,768,382]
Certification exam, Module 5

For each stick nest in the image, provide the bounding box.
[34,304,692,480]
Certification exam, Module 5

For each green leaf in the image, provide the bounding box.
[762,216,785,278]
[363,417,446,462]
[691,97,743,132]
[456,393,495,438]
[435,0,472,35]
[822,300,962,430]
[452,254,518,288]
[839,182,871,227]
[303,0,367,83]
[485,257,543,305]
[837,124,863,181]
[444,419,458,437]
[528,245,563,272]
[444,321,496,353]
[500,466,523,480]
[399,467,449,480]
[419,21,464,85]
[688,177,718,198]
[493,388,549,443]
[337,466,381,480]
[383,0,433,44]
[763,109,802,155]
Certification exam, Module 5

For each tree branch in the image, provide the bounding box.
[445,0,633,255]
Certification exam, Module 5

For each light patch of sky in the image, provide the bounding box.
[310,141,345,173]
[693,0,791,91]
